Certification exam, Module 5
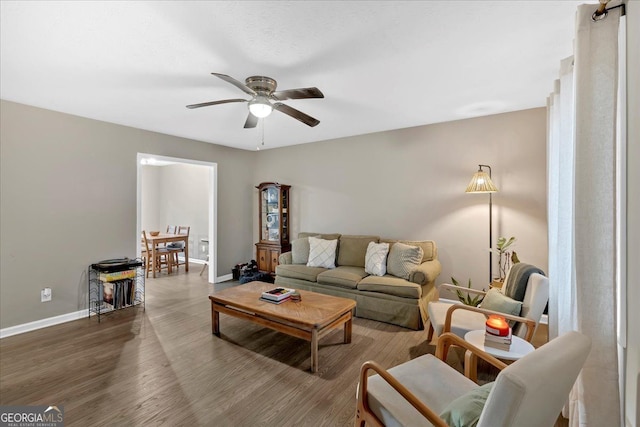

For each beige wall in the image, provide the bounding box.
[625,2,639,425]
[0,100,256,329]
[141,165,162,232]
[142,163,211,260]
[1,101,547,330]
[254,108,548,290]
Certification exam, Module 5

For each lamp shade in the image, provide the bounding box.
[465,169,498,193]
[248,96,273,118]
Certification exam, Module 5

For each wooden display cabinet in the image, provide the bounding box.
[256,182,291,274]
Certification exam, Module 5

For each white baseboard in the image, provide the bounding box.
[216,273,233,283]
[176,256,206,265]
[0,309,88,339]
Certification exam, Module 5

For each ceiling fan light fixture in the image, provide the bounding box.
[187,73,322,128]
[249,96,273,118]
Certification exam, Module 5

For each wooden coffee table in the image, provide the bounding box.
[209,281,356,373]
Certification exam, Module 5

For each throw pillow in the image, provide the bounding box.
[386,242,423,280]
[306,237,338,269]
[292,237,315,264]
[364,242,390,276]
[439,382,494,427]
[480,288,523,319]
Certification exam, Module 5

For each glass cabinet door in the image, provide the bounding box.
[281,189,288,242]
[256,182,291,274]
[257,182,290,245]
[261,186,280,241]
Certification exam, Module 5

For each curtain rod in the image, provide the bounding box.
[592,2,626,22]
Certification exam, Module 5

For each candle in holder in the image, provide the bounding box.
[486,315,510,336]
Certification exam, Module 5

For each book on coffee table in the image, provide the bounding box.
[484,327,512,350]
[259,296,291,304]
[485,328,512,344]
[261,287,296,302]
[484,339,512,351]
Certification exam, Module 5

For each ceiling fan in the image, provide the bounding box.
[186,73,324,128]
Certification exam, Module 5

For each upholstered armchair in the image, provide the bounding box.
[355,331,591,427]
[427,265,549,343]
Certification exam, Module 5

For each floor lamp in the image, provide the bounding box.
[466,165,498,284]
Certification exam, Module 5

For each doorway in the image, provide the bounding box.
[136,153,217,283]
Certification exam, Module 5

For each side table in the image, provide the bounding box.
[463,329,535,382]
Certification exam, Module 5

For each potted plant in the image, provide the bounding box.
[494,236,519,286]
[451,277,484,307]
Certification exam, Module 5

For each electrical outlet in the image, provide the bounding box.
[41,288,52,302]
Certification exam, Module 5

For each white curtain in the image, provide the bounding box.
[547,4,624,426]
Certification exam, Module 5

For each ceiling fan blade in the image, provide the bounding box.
[244,113,258,129]
[272,103,320,127]
[186,98,247,109]
[271,87,324,101]
[211,73,256,96]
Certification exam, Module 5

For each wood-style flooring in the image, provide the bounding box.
[0,269,550,426]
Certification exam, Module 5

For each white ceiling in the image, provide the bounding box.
[1,1,589,151]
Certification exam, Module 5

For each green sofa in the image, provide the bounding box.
[275,233,442,330]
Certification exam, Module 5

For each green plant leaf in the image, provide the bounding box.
[496,236,517,252]
[451,276,481,306]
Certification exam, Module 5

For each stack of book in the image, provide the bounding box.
[484,327,512,350]
[260,287,295,304]
[99,269,136,282]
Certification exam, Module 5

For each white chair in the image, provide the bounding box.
[427,268,549,343]
[355,331,591,427]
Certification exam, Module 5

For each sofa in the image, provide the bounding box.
[275,232,442,330]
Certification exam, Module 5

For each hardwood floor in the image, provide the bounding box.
[0,271,551,426]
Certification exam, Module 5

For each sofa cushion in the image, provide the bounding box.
[386,242,424,280]
[292,237,316,264]
[358,275,422,299]
[337,235,379,267]
[275,264,327,282]
[298,232,341,241]
[317,266,369,289]
[381,239,436,262]
[307,237,338,269]
[365,241,390,276]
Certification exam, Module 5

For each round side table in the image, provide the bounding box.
[463,329,535,382]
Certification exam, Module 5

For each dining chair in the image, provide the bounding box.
[355,331,591,427]
[154,225,176,250]
[427,265,549,343]
[168,225,190,270]
[141,230,174,278]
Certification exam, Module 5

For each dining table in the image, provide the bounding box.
[146,233,189,278]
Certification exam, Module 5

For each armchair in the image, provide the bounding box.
[427,269,549,343]
[355,331,591,427]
